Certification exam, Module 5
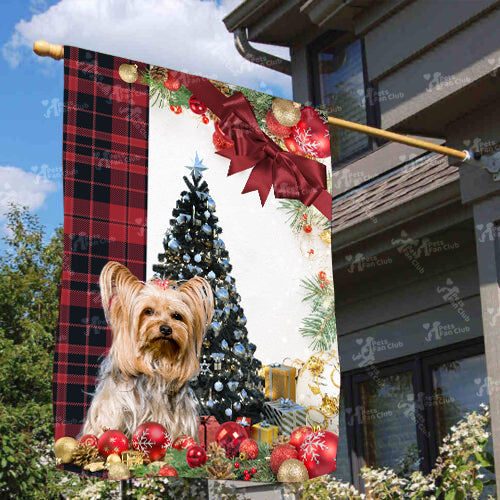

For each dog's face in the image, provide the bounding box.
[99,262,214,388]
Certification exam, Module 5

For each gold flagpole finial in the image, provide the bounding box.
[33,40,64,60]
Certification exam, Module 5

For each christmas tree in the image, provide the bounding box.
[153,153,266,423]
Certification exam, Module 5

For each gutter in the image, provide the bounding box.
[234,28,291,75]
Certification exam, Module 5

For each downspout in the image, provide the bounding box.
[234,28,291,75]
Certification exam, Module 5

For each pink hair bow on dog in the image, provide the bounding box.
[155,279,170,290]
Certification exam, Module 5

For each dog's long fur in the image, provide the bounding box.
[82,261,214,440]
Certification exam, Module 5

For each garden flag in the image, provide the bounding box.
[54,46,339,482]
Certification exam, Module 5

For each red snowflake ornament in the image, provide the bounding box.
[299,430,338,478]
[291,107,330,159]
[132,422,172,461]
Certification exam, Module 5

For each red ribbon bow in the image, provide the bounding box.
[169,72,332,220]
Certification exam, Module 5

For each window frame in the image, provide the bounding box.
[308,31,383,167]
[338,337,486,491]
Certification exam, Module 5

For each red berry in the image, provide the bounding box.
[202,115,209,124]
[243,469,249,475]
[170,105,182,114]
[325,279,330,285]
[244,476,250,481]
[303,224,312,233]
[302,214,308,220]
[251,468,257,474]
[320,283,326,289]
[234,462,240,468]
[318,271,327,281]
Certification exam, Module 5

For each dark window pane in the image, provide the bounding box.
[359,371,420,474]
[317,39,370,162]
[431,354,488,442]
[331,394,351,483]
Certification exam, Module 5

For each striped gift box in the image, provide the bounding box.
[263,398,307,435]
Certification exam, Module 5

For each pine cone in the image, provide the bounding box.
[207,442,226,460]
[150,66,168,83]
[209,79,232,97]
[72,444,99,467]
[206,459,236,480]
[270,435,290,452]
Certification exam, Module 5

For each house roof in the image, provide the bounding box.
[331,153,460,234]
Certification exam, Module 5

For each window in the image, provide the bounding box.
[334,340,488,490]
[310,34,380,164]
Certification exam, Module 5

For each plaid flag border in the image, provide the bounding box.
[54,47,149,441]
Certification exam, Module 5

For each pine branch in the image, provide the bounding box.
[299,304,336,351]
[278,199,330,232]
[140,68,192,109]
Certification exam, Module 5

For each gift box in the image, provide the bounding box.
[236,417,252,437]
[250,420,278,444]
[263,364,296,400]
[263,398,307,435]
[198,415,220,448]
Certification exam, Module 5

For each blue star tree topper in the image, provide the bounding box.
[185,152,208,180]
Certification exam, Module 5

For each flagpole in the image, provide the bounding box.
[31,39,472,163]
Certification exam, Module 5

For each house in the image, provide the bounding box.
[223,0,500,494]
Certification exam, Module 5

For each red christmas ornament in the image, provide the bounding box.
[291,107,330,158]
[318,271,327,281]
[170,105,182,114]
[164,73,181,91]
[289,425,313,451]
[270,444,299,474]
[265,109,292,138]
[189,95,207,115]
[299,430,338,478]
[303,224,312,233]
[212,121,234,151]
[215,422,247,458]
[283,136,304,156]
[158,465,178,477]
[172,435,196,450]
[132,422,172,461]
[239,438,259,460]
[186,445,207,468]
[78,434,98,448]
[98,429,129,459]
[202,115,210,124]
[234,462,240,468]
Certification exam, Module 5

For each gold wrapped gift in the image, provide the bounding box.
[250,420,279,444]
[263,364,296,400]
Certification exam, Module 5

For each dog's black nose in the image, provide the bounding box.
[160,325,172,336]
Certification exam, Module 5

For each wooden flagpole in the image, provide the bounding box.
[32,40,471,162]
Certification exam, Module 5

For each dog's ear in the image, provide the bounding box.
[179,276,214,344]
[99,261,143,325]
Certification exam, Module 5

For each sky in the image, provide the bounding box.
[0,0,291,244]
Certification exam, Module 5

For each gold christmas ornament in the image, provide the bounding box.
[72,443,99,467]
[238,451,248,461]
[320,229,331,245]
[106,453,122,466]
[84,461,105,472]
[55,437,78,464]
[119,63,139,84]
[272,98,301,127]
[277,458,309,482]
[122,450,144,468]
[306,356,325,377]
[149,65,168,83]
[320,394,340,418]
[108,462,131,480]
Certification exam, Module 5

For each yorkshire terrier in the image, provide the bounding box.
[82,261,214,441]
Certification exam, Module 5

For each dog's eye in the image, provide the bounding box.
[172,313,183,321]
[144,308,154,316]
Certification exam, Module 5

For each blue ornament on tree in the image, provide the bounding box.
[183,254,190,263]
[194,254,202,263]
[208,271,216,279]
[202,224,212,235]
[216,288,229,301]
[168,239,180,252]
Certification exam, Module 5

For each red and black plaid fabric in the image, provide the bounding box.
[54,47,149,441]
